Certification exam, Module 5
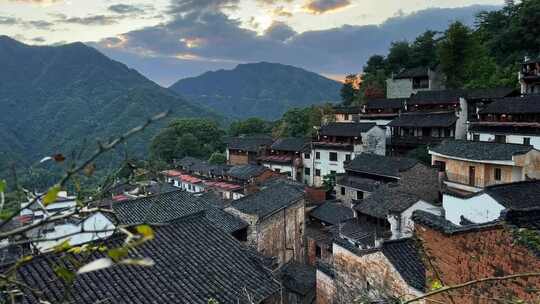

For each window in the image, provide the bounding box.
[315,245,322,258]
[340,187,346,196]
[434,161,446,172]
[274,168,281,173]
[495,135,506,143]
[286,171,291,177]
[344,114,350,121]
[329,152,338,162]
[330,170,336,175]
[316,152,321,160]
[345,154,351,162]
[304,153,311,159]
[494,168,502,181]
[473,134,480,141]
[315,169,321,177]
[356,191,364,200]
[304,168,311,175]
[524,137,531,145]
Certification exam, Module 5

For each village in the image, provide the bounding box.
[1,57,540,303]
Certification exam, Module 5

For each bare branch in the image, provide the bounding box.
[402,272,540,304]
[0,111,169,235]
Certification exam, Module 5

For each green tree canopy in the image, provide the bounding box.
[150,118,224,163]
[228,118,273,136]
[340,74,359,106]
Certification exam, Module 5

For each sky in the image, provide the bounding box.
[0,0,504,85]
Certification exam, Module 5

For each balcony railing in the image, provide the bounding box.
[390,136,447,147]
[444,172,506,188]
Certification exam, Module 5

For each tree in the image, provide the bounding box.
[208,152,227,165]
[409,31,439,68]
[228,118,272,136]
[150,118,224,163]
[386,41,412,73]
[358,55,389,102]
[438,22,474,88]
[340,74,359,106]
[272,105,335,138]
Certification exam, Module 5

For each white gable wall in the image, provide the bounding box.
[443,193,505,225]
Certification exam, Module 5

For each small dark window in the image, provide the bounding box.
[316,152,321,160]
[315,245,322,258]
[286,171,291,177]
[340,187,346,195]
[494,168,502,181]
[524,137,531,145]
[434,160,446,172]
[304,168,311,175]
[495,135,506,143]
[315,169,321,177]
[473,134,480,141]
[345,154,351,162]
[357,191,364,200]
[304,153,311,159]
[329,152,338,162]
[330,170,336,175]
[274,168,280,173]
[344,114,350,121]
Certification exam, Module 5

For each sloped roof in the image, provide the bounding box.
[381,238,426,292]
[479,95,540,114]
[226,135,274,152]
[330,218,382,248]
[430,140,533,161]
[388,111,457,128]
[354,186,423,219]
[410,88,516,105]
[394,67,429,79]
[227,164,269,180]
[176,156,230,176]
[5,215,280,304]
[336,174,381,192]
[277,262,316,296]
[113,190,247,234]
[319,122,376,137]
[345,154,418,178]
[230,184,304,219]
[271,137,310,152]
[412,210,500,234]
[484,180,540,210]
[365,98,406,110]
[310,201,355,225]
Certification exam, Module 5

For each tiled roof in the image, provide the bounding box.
[226,135,274,152]
[388,111,457,128]
[230,183,304,219]
[479,95,540,114]
[354,185,422,219]
[259,155,294,164]
[409,89,463,104]
[330,218,382,248]
[271,137,310,152]
[309,201,355,225]
[503,208,540,257]
[113,190,247,234]
[430,140,533,161]
[277,261,316,296]
[316,261,335,278]
[227,164,269,180]
[319,122,376,137]
[484,180,540,210]
[381,238,426,292]
[412,210,500,235]
[410,88,516,105]
[176,156,230,176]
[336,174,381,192]
[6,215,280,304]
[333,105,361,114]
[394,67,429,79]
[365,98,406,110]
[465,87,518,100]
[345,154,418,178]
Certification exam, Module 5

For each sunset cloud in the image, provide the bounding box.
[303,0,351,14]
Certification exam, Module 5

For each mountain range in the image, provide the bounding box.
[169,62,341,120]
[0,36,218,175]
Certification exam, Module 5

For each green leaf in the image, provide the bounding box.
[107,247,129,262]
[136,225,155,240]
[43,184,61,206]
[430,279,443,291]
[53,239,71,253]
[54,266,76,284]
[77,258,113,274]
[0,180,6,193]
